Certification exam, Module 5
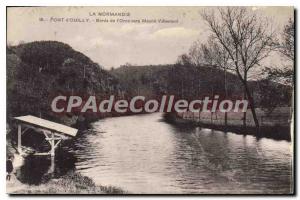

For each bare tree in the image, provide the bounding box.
[265,18,294,86]
[202,7,277,130]
[279,18,294,61]
[176,53,192,66]
[202,37,233,126]
[188,39,232,124]
[189,40,209,66]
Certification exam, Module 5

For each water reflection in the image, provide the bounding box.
[73,113,293,194]
[20,113,293,194]
[18,149,76,185]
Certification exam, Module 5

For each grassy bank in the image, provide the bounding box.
[9,171,126,194]
[7,125,126,194]
[164,111,292,141]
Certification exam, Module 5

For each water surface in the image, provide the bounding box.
[67,113,293,194]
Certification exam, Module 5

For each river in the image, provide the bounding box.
[19,113,293,194]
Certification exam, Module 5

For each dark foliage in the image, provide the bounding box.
[112,63,291,108]
[7,41,123,124]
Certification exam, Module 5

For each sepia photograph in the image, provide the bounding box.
[6,6,294,194]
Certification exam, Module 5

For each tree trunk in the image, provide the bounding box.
[242,81,260,131]
[224,68,228,127]
[199,110,201,122]
[211,86,214,123]
[243,91,246,127]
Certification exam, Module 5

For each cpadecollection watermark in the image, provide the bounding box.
[51,95,248,114]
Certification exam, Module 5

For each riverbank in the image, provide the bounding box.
[6,126,126,194]
[7,171,126,194]
[164,109,292,141]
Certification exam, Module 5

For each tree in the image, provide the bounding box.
[264,66,293,86]
[279,18,294,61]
[258,78,291,115]
[189,40,208,66]
[202,7,277,130]
[202,37,233,126]
[176,54,192,66]
[265,18,294,86]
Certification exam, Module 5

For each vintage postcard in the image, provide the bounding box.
[6,6,294,194]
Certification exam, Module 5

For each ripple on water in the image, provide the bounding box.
[23,113,293,194]
[71,113,293,194]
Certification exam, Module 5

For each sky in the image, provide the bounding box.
[7,6,294,69]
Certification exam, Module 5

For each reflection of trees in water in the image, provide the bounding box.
[17,149,76,185]
[17,132,92,185]
[17,155,51,185]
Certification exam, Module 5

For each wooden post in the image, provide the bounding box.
[50,132,55,157]
[49,155,55,174]
[18,124,22,154]
[49,132,55,173]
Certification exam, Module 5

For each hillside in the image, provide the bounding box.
[112,63,292,110]
[6,41,292,127]
[7,41,124,126]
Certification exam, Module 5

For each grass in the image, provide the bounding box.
[11,171,126,194]
[165,108,292,141]
[7,124,126,195]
